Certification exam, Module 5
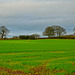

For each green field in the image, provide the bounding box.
[0,39,75,75]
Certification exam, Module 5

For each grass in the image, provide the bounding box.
[0,39,75,75]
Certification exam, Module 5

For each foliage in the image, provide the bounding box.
[0,26,9,39]
[19,35,30,39]
[43,25,66,37]
[30,34,40,39]
[19,34,40,39]
[52,25,66,37]
[43,26,55,38]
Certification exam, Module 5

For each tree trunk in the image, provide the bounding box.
[1,34,3,39]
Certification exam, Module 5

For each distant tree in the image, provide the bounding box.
[52,25,66,37]
[30,34,40,39]
[0,26,9,39]
[30,35,35,39]
[73,27,75,36]
[19,35,30,39]
[43,26,55,38]
[13,36,19,39]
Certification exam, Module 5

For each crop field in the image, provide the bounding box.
[0,39,75,75]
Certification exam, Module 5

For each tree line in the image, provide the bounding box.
[0,25,75,39]
[43,25,66,38]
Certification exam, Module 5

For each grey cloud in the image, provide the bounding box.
[0,0,75,37]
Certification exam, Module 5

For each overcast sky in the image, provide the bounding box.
[0,0,75,37]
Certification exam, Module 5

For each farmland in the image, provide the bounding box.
[0,39,75,75]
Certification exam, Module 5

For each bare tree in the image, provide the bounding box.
[30,34,40,39]
[0,26,9,39]
[52,25,66,37]
[43,26,55,38]
[73,27,75,36]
